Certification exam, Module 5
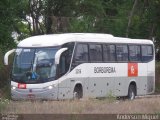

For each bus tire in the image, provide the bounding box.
[128,84,136,100]
[73,84,83,99]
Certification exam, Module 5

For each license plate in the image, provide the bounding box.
[27,94,35,99]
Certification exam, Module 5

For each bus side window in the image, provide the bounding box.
[142,45,153,62]
[89,44,102,62]
[72,44,89,69]
[129,45,141,62]
[103,44,116,62]
[116,45,128,62]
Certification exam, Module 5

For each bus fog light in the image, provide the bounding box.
[48,86,53,90]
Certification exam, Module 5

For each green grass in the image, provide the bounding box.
[155,62,160,93]
[95,90,117,103]
[0,98,10,113]
[156,62,160,68]
[155,83,160,93]
[106,91,117,102]
[1,83,11,99]
[0,83,11,112]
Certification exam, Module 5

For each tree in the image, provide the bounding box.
[1,0,160,57]
[0,0,17,52]
[126,0,138,37]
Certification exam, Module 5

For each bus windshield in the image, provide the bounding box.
[12,47,59,84]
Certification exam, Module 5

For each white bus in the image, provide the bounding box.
[4,33,155,100]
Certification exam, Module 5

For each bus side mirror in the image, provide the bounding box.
[55,48,68,65]
[4,49,15,65]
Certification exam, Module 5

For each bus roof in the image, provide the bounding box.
[18,33,153,47]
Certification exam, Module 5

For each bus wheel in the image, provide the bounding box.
[73,84,83,99]
[128,84,136,100]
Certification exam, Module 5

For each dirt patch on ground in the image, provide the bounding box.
[2,97,160,114]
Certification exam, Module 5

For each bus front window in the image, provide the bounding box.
[12,47,59,84]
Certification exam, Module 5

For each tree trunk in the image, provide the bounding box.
[126,0,138,37]
[149,23,155,40]
[45,0,53,34]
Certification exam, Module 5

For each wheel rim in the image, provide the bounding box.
[73,91,79,99]
[73,86,83,99]
[130,91,135,100]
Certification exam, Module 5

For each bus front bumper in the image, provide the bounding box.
[11,87,58,100]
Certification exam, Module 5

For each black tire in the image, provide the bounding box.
[73,85,83,99]
[128,84,136,100]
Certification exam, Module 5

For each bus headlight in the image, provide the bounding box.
[11,86,16,90]
[43,85,55,90]
[48,86,53,90]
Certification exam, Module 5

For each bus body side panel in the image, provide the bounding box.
[114,77,129,97]
[57,63,128,99]
[57,63,116,99]
[87,77,115,98]
[57,65,88,99]
[113,63,147,97]
[147,60,155,94]
[57,77,72,99]
[57,61,154,99]
[135,63,148,95]
[86,63,117,98]
[114,63,128,97]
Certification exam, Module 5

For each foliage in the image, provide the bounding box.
[1,0,160,46]
[0,0,23,52]
[104,90,117,103]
